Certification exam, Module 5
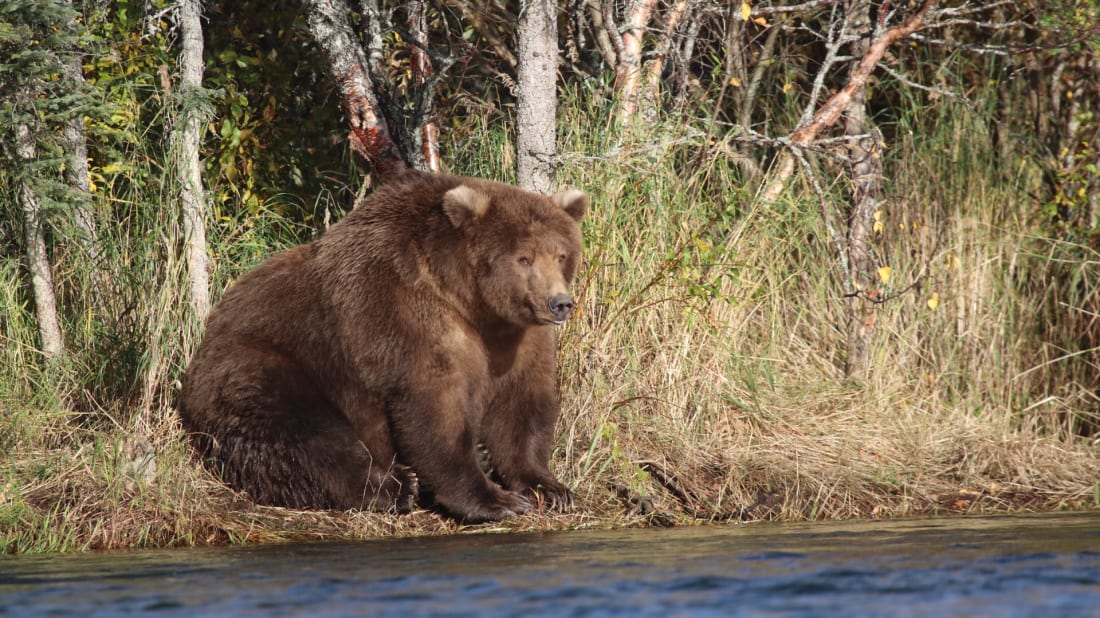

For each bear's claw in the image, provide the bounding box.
[393,465,419,514]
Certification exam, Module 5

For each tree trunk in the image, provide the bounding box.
[640,0,689,122]
[16,123,65,359]
[60,9,99,268]
[175,0,211,322]
[516,0,559,193]
[305,0,408,178]
[407,0,441,172]
[842,0,885,377]
[59,5,105,306]
[604,0,656,125]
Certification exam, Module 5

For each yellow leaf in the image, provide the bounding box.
[753,16,768,26]
[877,266,892,284]
[729,77,742,87]
[873,220,884,234]
[927,292,940,311]
[782,82,792,94]
[740,1,751,21]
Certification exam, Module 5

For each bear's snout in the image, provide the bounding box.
[548,293,575,323]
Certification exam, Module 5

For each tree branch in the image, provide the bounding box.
[305,0,408,178]
[760,0,938,203]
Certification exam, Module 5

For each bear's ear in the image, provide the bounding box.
[552,189,588,222]
[443,185,490,228]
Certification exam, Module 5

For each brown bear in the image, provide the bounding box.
[178,170,587,523]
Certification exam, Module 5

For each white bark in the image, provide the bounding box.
[516,0,559,194]
[16,123,65,359]
[175,0,211,321]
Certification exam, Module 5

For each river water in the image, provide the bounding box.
[2,512,1099,616]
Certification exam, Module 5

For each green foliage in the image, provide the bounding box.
[0,0,103,215]
[2,1,1100,553]
[202,0,357,223]
[1037,1,1100,53]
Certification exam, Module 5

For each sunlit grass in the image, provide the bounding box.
[3,89,1098,554]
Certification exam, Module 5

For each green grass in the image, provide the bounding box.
[3,90,1099,554]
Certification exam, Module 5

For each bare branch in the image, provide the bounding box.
[760,0,939,204]
[600,0,625,57]
[753,0,838,17]
[738,17,782,129]
[878,63,963,102]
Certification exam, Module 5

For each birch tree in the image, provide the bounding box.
[15,123,65,359]
[602,0,657,124]
[173,0,212,321]
[516,0,559,193]
[1,0,85,360]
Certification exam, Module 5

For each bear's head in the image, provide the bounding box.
[443,182,588,327]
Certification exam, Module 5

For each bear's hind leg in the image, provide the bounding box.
[185,346,415,512]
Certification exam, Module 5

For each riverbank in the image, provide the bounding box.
[4,95,1099,554]
[4,392,1097,554]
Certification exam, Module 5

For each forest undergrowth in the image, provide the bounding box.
[3,93,1098,554]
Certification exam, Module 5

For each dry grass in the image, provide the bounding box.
[3,96,1099,554]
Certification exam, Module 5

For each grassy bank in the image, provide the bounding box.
[3,94,1099,554]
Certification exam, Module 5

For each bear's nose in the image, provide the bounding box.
[548,293,575,322]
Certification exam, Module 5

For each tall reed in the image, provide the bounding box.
[3,89,1097,554]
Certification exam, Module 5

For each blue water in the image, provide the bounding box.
[3,512,1100,616]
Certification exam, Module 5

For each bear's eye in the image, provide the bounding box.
[557,253,568,264]
[518,256,533,267]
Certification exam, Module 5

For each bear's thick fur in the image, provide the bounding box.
[178,171,587,523]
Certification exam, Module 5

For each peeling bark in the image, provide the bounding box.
[516,0,559,193]
[407,0,441,173]
[605,0,656,124]
[305,0,408,178]
[641,0,689,122]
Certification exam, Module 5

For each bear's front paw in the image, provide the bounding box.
[525,480,574,512]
